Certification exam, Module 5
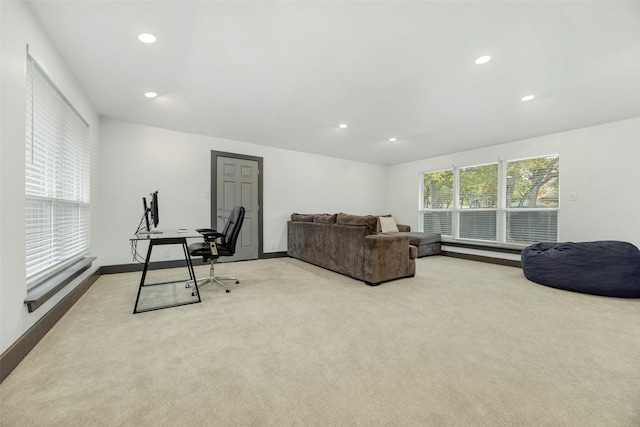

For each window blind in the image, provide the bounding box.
[422,211,452,236]
[25,55,91,287]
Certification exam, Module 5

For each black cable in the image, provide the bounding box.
[130,239,146,263]
[131,213,148,263]
[133,212,147,235]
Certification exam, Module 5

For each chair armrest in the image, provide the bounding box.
[196,228,224,240]
[196,228,218,233]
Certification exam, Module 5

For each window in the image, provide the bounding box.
[459,163,498,241]
[422,169,453,235]
[25,54,91,288]
[505,156,559,244]
[420,155,559,246]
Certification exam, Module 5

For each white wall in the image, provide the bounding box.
[386,116,640,249]
[0,1,100,353]
[97,118,389,265]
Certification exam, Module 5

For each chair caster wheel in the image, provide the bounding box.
[235,280,240,284]
[185,283,191,288]
[191,292,197,297]
[225,289,231,293]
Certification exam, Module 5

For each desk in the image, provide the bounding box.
[131,230,202,314]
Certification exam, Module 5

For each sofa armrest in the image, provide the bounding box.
[363,234,416,285]
[397,224,411,232]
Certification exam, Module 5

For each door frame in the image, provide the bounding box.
[210,150,264,259]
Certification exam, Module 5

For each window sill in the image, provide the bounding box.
[440,238,524,254]
[24,256,96,313]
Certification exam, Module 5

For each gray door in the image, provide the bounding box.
[216,156,259,261]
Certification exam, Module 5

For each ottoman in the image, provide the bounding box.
[521,241,640,298]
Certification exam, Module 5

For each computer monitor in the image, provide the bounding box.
[138,190,161,234]
[149,190,159,229]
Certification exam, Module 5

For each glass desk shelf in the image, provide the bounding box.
[130,230,203,314]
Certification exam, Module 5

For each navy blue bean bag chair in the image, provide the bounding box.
[521,241,640,298]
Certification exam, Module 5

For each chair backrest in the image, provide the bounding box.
[220,206,245,255]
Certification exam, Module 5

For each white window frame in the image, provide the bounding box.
[25,53,91,288]
[420,155,559,247]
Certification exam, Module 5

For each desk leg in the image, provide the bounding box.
[133,240,154,314]
[182,242,201,302]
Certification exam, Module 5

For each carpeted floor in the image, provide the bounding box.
[1,256,639,426]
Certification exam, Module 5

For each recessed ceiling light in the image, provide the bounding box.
[389,138,397,142]
[138,33,157,44]
[475,55,491,65]
[521,95,535,101]
[338,124,348,129]
[144,92,158,98]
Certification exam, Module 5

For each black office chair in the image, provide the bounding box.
[187,206,245,294]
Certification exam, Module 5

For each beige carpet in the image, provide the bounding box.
[1,256,639,426]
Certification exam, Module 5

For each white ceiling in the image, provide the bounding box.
[26,0,640,165]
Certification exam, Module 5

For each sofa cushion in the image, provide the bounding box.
[379,216,399,233]
[400,232,441,246]
[336,213,378,234]
[379,232,441,257]
[313,213,337,224]
[291,213,315,222]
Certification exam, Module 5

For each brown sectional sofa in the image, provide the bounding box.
[287,213,417,286]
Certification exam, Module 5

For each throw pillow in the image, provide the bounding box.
[376,214,392,232]
[379,216,399,233]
